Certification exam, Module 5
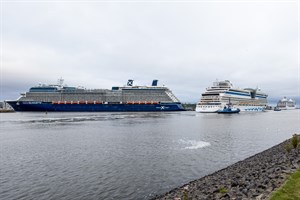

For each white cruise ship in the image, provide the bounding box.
[196,80,268,113]
[277,97,296,110]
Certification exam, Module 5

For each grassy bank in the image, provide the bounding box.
[270,169,300,200]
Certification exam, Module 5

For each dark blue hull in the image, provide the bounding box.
[7,101,185,112]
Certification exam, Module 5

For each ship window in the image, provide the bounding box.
[63,87,76,91]
[29,87,58,92]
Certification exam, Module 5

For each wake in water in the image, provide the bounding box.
[17,115,126,124]
[5,112,170,124]
[178,139,211,150]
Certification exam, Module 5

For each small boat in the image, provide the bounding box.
[274,107,281,111]
[217,106,240,114]
[217,98,240,114]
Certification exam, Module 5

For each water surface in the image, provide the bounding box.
[0,110,299,199]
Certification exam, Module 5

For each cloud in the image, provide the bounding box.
[1,1,298,102]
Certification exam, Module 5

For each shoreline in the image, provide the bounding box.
[153,136,300,200]
[0,109,15,113]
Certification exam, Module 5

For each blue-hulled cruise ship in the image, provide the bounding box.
[6,79,185,112]
[196,80,268,113]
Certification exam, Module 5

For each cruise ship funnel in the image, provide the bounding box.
[152,80,158,86]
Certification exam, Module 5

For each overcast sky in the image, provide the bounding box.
[1,0,299,103]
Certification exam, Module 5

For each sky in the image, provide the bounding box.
[0,0,299,103]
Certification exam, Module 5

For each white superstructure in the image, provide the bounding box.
[277,97,296,110]
[196,80,268,113]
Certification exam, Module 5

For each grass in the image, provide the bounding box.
[183,190,188,200]
[291,134,300,148]
[285,143,293,153]
[285,134,300,153]
[219,186,228,194]
[270,169,300,200]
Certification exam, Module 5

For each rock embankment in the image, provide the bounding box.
[153,137,300,200]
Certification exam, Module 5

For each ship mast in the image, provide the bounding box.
[57,77,64,87]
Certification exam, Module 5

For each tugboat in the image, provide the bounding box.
[217,99,240,114]
[217,105,240,114]
[273,106,281,111]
